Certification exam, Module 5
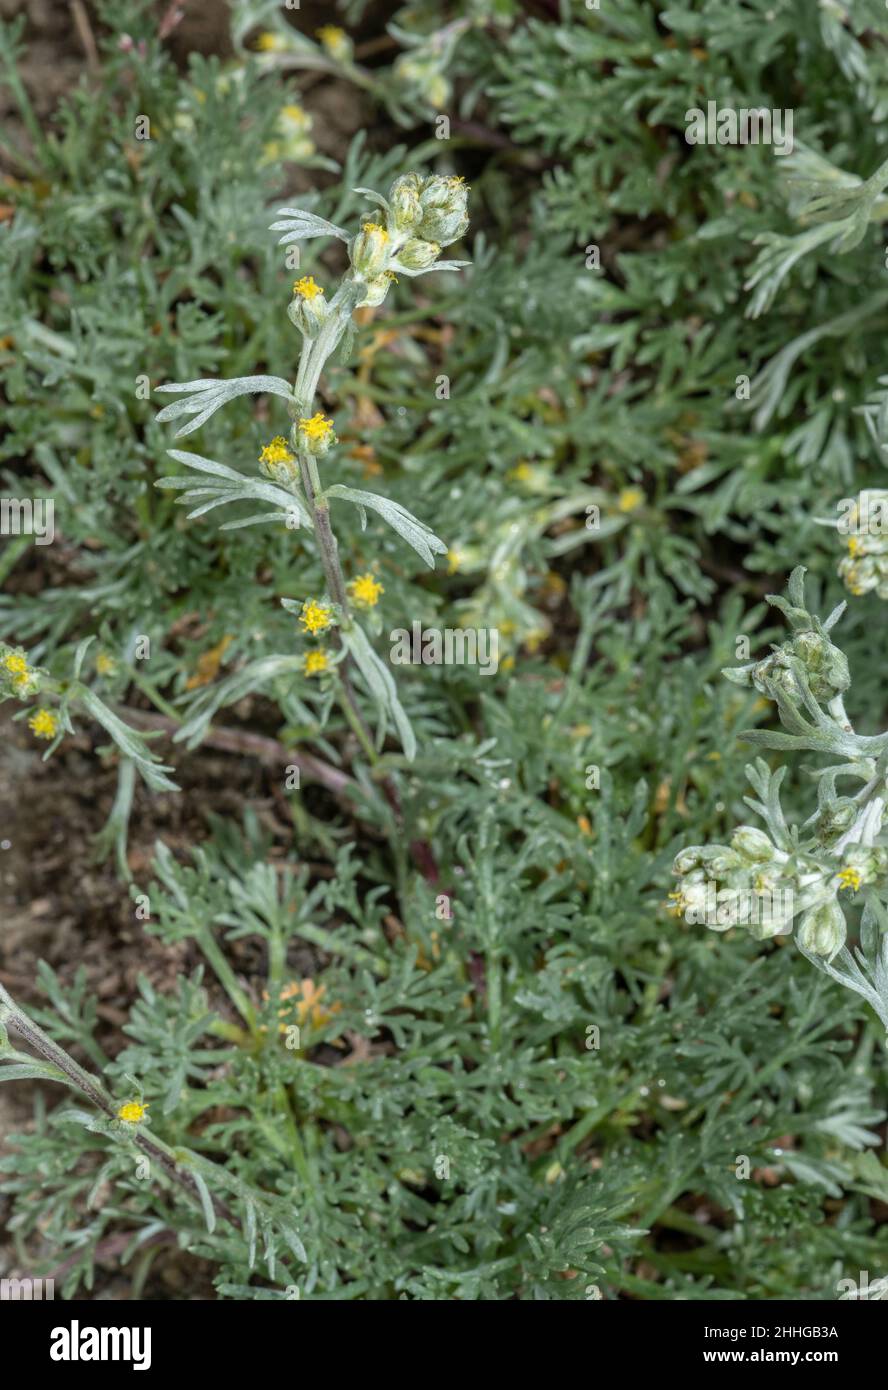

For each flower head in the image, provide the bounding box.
[117,1100,149,1125]
[348,573,384,609]
[4,653,29,678]
[414,173,470,245]
[618,487,644,513]
[96,651,117,677]
[280,104,311,132]
[28,709,59,741]
[836,865,862,892]
[255,31,287,53]
[299,599,333,636]
[446,547,464,575]
[350,223,390,278]
[356,272,396,309]
[288,278,328,336]
[293,275,324,300]
[797,899,846,960]
[298,413,336,454]
[259,436,295,467]
[396,236,440,272]
[316,25,352,62]
[304,649,330,677]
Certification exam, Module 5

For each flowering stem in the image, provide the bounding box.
[297,453,350,618]
[0,980,235,1225]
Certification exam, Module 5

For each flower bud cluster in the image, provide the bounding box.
[348,172,470,309]
[1,645,40,699]
[671,823,888,960]
[726,628,850,704]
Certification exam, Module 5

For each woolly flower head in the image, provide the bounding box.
[836,865,862,892]
[279,104,311,134]
[304,649,330,677]
[255,31,289,53]
[293,275,324,301]
[298,413,336,455]
[2,648,38,697]
[299,599,334,636]
[258,435,298,484]
[316,25,352,62]
[618,487,644,513]
[348,573,384,609]
[117,1100,149,1124]
[28,709,59,741]
[259,436,294,467]
[4,652,28,677]
[350,223,390,278]
[289,280,328,336]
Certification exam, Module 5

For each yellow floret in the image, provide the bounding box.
[117,1100,149,1124]
[304,649,330,677]
[298,413,334,442]
[293,275,324,300]
[28,709,58,740]
[299,599,333,635]
[349,573,384,608]
[259,435,294,466]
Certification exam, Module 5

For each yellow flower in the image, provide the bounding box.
[293,275,324,300]
[667,890,687,919]
[259,435,294,466]
[255,31,286,52]
[298,412,334,443]
[362,221,388,241]
[507,462,533,484]
[316,25,350,60]
[299,599,333,635]
[618,487,644,513]
[446,547,463,575]
[349,573,384,608]
[117,1100,149,1124]
[837,866,862,892]
[96,651,117,676]
[304,649,330,677]
[280,104,310,130]
[28,709,58,740]
[4,652,29,677]
[847,537,864,558]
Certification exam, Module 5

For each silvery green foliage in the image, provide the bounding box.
[745,148,888,317]
[154,172,470,763]
[324,485,446,569]
[155,375,295,438]
[673,568,888,1031]
[267,210,350,244]
[154,174,468,567]
[156,450,311,531]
